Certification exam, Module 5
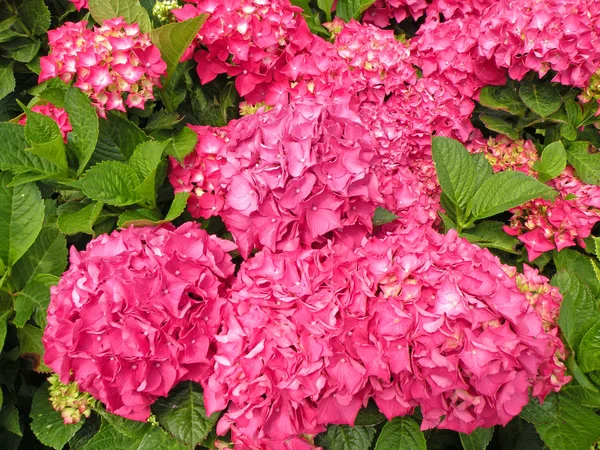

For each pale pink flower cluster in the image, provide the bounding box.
[205,228,568,447]
[39,18,167,116]
[43,223,236,421]
[471,137,600,260]
[18,103,72,142]
[169,101,381,258]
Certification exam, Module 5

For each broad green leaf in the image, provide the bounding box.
[5,38,41,62]
[560,123,577,140]
[88,0,151,32]
[519,82,562,118]
[374,417,426,450]
[372,207,398,227]
[6,172,52,186]
[10,226,66,291]
[554,249,600,296]
[17,0,51,35]
[13,274,59,328]
[153,381,219,448]
[0,308,9,350]
[16,325,50,372]
[23,108,68,172]
[0,404,22,436]
[479,85,526,115]
[81,161,142,207]
[138,427,188,450]
[0,172,44,267]
[0,122,60,176]
[118,209,163,228]
[150,15,207,85]
[460,221,519,253]
[57,202,104,235]
[566,141,600,185]
[566,354,599,392]
[30,382,83,449]
[165,126,198,164]
[354,403,387,426]
[460,427,494,450]
[65,86,99,174]
[552,269,600,350]
[532,141,566,183]
[145,110,182,132]
[321,425,377,450]
[164,192,190,222]
[431,136,477,208]
[93,113,148,164]
[578,322,600,372]
[336,0,376,21]
[520,394,600,450]
[38,87,67,108]
[129,140,169,182]
[317,0,334,21]
[565,99,583,127]
[472,152,494,191]
[469,171,556,220]
[479,114,520,140]
[0,17,24,43]
[562,386,600,408]
[134,169,160,205]
[0,63,15,102]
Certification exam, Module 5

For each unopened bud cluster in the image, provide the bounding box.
[152,0,180,24]
[48,374,94,425]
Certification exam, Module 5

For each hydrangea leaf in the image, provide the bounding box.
[17,0,51,36]
[374,417,426,450]
[57,202,104,236]
[22,106,68,172]
[117,209,162,228]
[320,425,377,450]
[88,0,152,33]
[64,86,99,175]
[317,0,334,21]
[0,172,44,267]
[532,141,566,183]
[560,123,577,141]
[372,207,399,227]
[459,427,494,450]
[0,122,61,176]
[129,140,169,182]
[93,113,149,164]
[469,170,556,221]
[562,386,600,408]
[0,62,15,102]
[17,325,50,372]
[150,15,207,85]
[81,161,142,207]
[479,114,520,140]
[472,152,494,191]
[336,0,376,21]
[479,85,526,115]
[565,99,583,127]
[354,403,387,426]
[518,81,562,118]
[152,381,219,448]
[165,127,198,165]
[13,274,58,328]
[459,221,519,253]
[554,248,600,296]
[578,322,600,372]
[30,381,83,449]
[0,404,22,436]
[520,394,600,450]
[566,141,600,185]
[431,136,478,208]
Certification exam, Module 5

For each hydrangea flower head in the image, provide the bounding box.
[43,223,236,421]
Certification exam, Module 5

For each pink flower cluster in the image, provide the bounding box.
[204,227,568,447]
[471,137,600,260]
[40,18,167,115]
[363,0,428,27]
[18,103,72,142]
[169,101,381,258]
[43,223,236,421]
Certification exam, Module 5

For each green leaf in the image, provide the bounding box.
[88,0,152,32]
[120,191,190,227]
[372,207,398,227]
[81,161,142,207]
[336,0,376,21]
[164,192,190,222]
[57,202,104,235]
[0,404,22,436]
[459,428,494,450]
[17,325,50,372]
[554,248,600,296]
[472,152,494,191]
[479,114,520,140]
[10,225,66,291]
[145,110,182,132]
[13,274,58,328]
[317,0,334,21]
[164,126,198,164]
[150,15,207,85]
[30,382,83,449]
[0,63,15,102]
[566,141,600,185]
[560,123,577,141]
[321,425,376,450]
[578,322,600,372]
[152,381,219,448]
[23,107,68,172]
[562,386,600,408]
[565,99,583,127]
[552,269,600,350]
[431,136,478,208]
[5,38,41,62]
[93,113,148,164]
[0,122,61,176]
[0,308,9,351]
[532,141,566,183]
[518,81,562,118]
[18,0,51,35]
[354,403,387,426]
[138,427,188,450]
[0,172,44,267]
[460,221,519,253]
[479,85,526,115]
[64,86,99,174]
[469,171,556,221]
[374,417,426,450]
[129,140,169,182]
[520,394,600,450]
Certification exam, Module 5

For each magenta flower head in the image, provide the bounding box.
[43,223,236,421]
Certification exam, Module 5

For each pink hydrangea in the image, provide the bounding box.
[363,0,429,27]
[204,228,568,447]
[39,18,166,116]
[43,223,236,421]
[169,100,382,257]
[18,103,72,142]
[469,136,539,175]
[69,0,88,10]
